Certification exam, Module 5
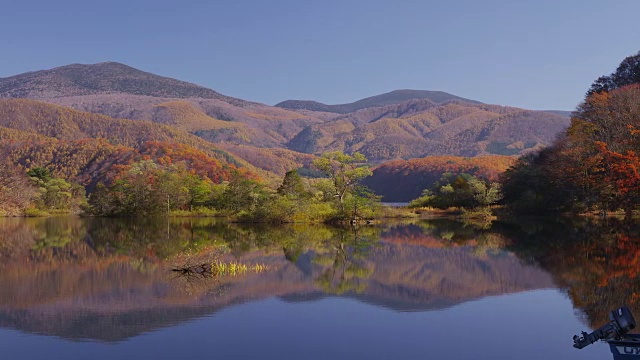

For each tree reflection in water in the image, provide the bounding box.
[498,217,640,330]
[1,216,640,341]
[313,226,378,294]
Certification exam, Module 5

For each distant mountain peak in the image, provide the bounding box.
[0,62,245,103]
[275,89,482,114]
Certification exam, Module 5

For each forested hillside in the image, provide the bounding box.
[288,101,568,161]
[0,100,374,222]
[0,99,243,162]
[363,155,515,201]
[0,100,264,215]
[216,143,316,176]
[501,50,640,216]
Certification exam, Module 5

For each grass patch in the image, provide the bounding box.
[212,261,269,276]
[412,207,463,218]
[171,207,219,217]
[378,206,418,219]
[24,208,51,217]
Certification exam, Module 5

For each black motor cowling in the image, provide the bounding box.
[573,306,636,349]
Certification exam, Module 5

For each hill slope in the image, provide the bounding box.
[0,99,238,157]
[0,99,265,186]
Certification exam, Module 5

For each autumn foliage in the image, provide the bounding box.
[501,51,640,216]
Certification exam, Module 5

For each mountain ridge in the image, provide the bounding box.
[275,89,483,114]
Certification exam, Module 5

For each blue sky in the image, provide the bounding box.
[1,0,638,110]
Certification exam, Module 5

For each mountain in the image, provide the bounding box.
[0,61,242,103]
[0,62,571,167]
[275,89,483,114]
[0,62,322,148]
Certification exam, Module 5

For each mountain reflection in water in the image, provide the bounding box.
[0,216,637,348]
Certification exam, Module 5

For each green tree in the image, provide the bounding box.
[312,152,373,212]
[27,167,52,181]
[186,177,214,210]
[27,169,85,213]
[89,183,116,215]
[41,178,73,210]
[222,172,266,213]
[157,169,190,213]
[410,173,500,209]
[429,174,474,209]
[343,186,382,221]
[468,178,502,207]
[88,160,206,216]
[277,169,306,198]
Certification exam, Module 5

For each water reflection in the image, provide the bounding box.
[0,216,637,345]
[497,217,640,330]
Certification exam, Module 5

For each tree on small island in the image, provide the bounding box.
[312,151,377,222]
[312,152,372,207]
[410,173,502,210]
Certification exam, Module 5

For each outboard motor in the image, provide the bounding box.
[573,306,640,359]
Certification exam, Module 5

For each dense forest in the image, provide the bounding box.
[501,51,640,216]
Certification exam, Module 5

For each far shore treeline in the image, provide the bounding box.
[1,51,639,221]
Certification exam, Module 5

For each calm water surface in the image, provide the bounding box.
[1,216,637,359]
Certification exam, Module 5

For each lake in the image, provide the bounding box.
[0,216,636,359]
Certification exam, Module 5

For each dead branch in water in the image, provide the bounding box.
[171,263,213,278]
